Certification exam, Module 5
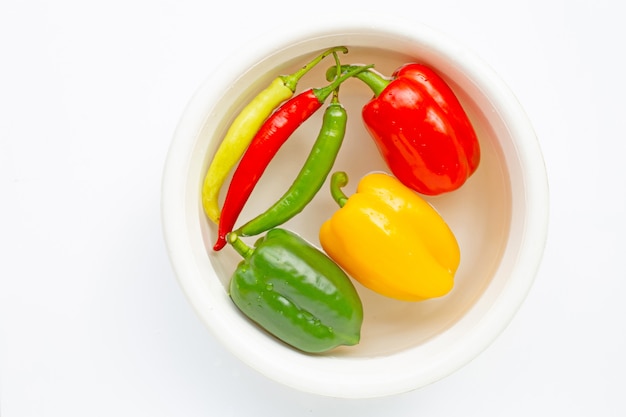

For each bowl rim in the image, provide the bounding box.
[161,13,549,398]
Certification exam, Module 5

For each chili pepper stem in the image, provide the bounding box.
[227,232,254,259]
[281,46,348,91]
[313,64,375,103]
[330,171,350,208]
[325,65,390,97]
[330,52,341,104]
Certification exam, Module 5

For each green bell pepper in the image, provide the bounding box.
[227,228,363,353]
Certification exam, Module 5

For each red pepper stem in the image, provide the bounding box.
[313,64,375,103]
[325,65,390,97]
[227,232,254,259]
[330,171,350,208]
[281,46,349,92]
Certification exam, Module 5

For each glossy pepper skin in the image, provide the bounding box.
[213,65,373,251]
[320,171,460,302]
[228,229,363,353]
[201,46,348,224]
[328,64,480,196]
[236,91,348,238]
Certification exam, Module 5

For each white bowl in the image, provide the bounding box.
[161,15,549,398]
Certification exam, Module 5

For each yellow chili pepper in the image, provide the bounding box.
[319,171,460,302]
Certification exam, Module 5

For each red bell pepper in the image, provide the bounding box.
[330,64,480,195]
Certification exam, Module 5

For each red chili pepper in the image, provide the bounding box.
[213,64,373,251]
[329,64,480,195]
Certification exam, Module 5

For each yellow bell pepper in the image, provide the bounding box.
[319,171,460,302]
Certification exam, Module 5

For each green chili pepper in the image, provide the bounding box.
[235,60,349,238]
[227,229,363,353]
[202,46,348,224]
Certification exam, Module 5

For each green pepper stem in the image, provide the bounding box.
[314,64,375,103]
[281,46,349,92]
[330,171,350,207]
[227,232,254,259]
[325,65,390,97]
[330,51,342,104]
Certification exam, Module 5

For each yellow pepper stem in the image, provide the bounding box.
[330,171,350,207]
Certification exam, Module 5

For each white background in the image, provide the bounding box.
[1,0,624,416]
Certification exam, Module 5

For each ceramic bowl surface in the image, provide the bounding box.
[161,15,548,398]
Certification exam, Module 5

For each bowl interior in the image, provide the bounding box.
[164,21,543,397]
[198,45,511,355]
